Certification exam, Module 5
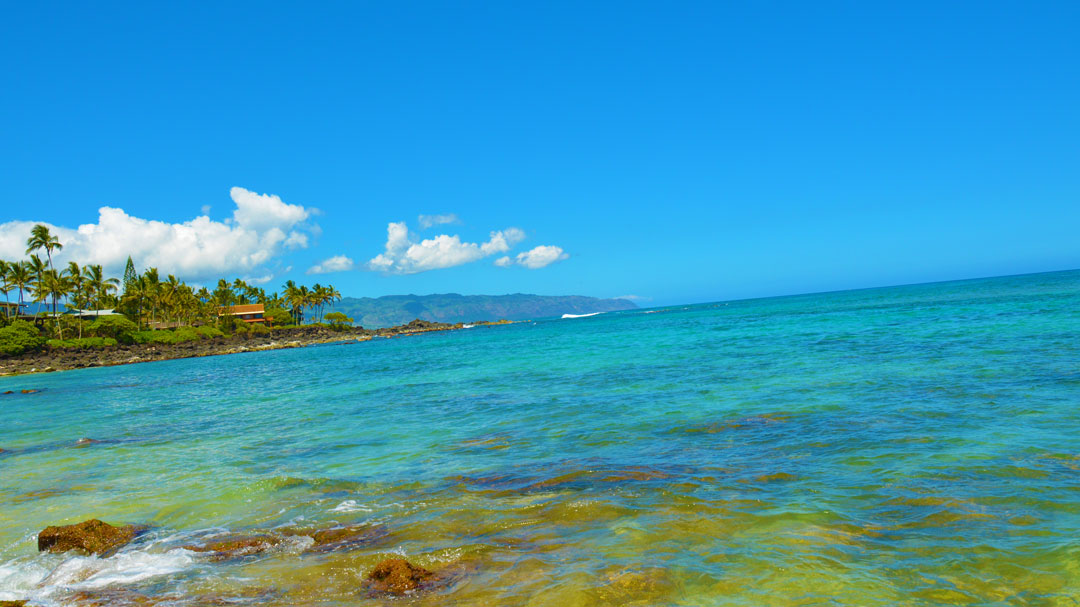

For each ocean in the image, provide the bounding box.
[1,269,1079,606]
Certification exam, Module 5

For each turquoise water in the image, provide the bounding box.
[1,270,1079,606]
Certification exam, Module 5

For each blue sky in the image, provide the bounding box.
[1,1,1077,305]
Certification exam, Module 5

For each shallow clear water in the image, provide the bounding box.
[2,270,1079,606]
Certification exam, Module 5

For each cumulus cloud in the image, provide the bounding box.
[418,213,460,229]
[307,254,355,274]
[369,221,527,274]
[496,245,569,269]
[0,187,316,281]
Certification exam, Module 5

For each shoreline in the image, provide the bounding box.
[0,319,512,377]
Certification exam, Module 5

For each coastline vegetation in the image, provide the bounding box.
[0,225,346,357]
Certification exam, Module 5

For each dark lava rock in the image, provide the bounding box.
[365,558,437,595]
[183,535,281,559]
[38,519,138,555]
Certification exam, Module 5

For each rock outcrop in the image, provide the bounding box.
[365,558,437,595]
[38,519,138,555]
[183,535,281,559]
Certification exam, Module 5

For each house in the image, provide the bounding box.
[0,302,24,317]
[64,308,120,319]
[218,303,268,324]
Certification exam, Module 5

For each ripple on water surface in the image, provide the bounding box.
[1,270,1080,605]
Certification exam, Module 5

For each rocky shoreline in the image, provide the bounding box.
[0,319,512,377]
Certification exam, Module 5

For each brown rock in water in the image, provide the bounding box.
[75,438,99,446]
[183,535,280,559]
[365,558,436,595]
[67,589,157,606]
[307,524,388,553]
[3,390,13,394]
[20,389,39,394]
[38,519,138,555]
[0,600,28,607]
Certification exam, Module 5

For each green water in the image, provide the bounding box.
[1,270,1079,605]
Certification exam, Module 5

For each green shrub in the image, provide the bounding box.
[174,327,202,342]
[46,337,118,349]
[324,312,354,328]
[0,320,46,356]
[88,315,139,343]
[264,307,294,327]
[133,330,177,345]
[196,326,224,339]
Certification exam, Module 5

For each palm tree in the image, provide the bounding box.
[83,264,119,309]
[232,278,250,304]
[37,270,70,338]
[142,268,161,327]
[64,262,83,308]
[25,224,63,272]
[8,262,31,316]
[0,260,12,321]
[64,262,88,337]
[281,280,302,324]
[121,275,151,328]
[26,255,48,320]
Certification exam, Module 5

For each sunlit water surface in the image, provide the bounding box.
[2,270,1079,606]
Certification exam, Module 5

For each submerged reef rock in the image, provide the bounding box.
[67,589,158,606]
[365,558,437,595]
[183,535,281,559]
[74,438,99,446]
[306,524,388,553]
[38,519,138,555]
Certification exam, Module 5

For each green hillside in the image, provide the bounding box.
[333,293,637,328]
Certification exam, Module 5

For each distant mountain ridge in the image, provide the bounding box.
[333,293,637,328]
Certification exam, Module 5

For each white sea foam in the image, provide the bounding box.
[0,558,51,600]
[331,499,373,513]
[40,549,192,591]
[0,546,194,604]
[561,312,601,319]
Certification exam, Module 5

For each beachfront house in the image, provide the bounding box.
[0,302,24,318]
[64,308,120,319]
[218,303,268,325]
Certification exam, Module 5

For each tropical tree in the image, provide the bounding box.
[37,270,70,337]
[83,264,119,309]
[0,260,11,321]
[26,255,48,320]
[25,224,63,273]
[8,262,31,315]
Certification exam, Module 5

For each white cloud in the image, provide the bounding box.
[369,221,527,274]
[615,294,651,302]
[245,273,274,285]
[501,245,568,269]
[418,213,460,229]
[0,187,316,281]
[307,254,356,274]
